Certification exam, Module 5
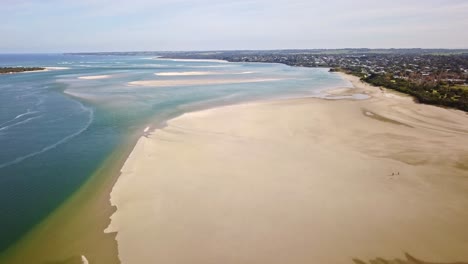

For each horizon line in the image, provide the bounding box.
[2,47,468,55]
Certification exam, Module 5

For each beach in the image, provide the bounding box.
[106,73,468,264]
[0,57,344,264]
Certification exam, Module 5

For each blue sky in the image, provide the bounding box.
[1,0,467,52]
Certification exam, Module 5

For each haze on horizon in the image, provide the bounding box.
[1,0,467,53]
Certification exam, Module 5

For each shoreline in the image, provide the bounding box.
[0,60,309,263]
[2,69,467,264]
[0,130,140,264]
[106,73,468,263]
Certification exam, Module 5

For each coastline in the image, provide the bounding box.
[106,73,468,263]
[0,132,140,264]
[0,60,320,264]
[2,70,467,264]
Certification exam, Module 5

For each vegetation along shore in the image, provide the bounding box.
[71,49,468,111]
[0,67,45,74]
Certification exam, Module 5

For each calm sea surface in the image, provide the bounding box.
[0,54,349,251]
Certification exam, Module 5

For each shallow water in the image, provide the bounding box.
[0,54,349,251]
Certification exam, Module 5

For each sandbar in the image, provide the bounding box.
[78,75,111,80]
[107,73,468,264]
[155,71,217,76]
[44,66,70,71]
[154,58,228,63]
[128,78,281,87]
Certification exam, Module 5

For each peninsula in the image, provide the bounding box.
[0,67,45,74]
[106,72,468,264]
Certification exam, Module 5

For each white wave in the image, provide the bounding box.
[0,115,42,132]
[0,110,39,127]
[0,106,94,169]
[15,110,39,119]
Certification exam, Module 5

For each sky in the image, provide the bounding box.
[1,0,467,52]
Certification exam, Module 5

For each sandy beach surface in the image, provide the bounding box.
[128,78,281,87]
[107,73,468,264]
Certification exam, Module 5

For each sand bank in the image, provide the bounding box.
[154,71,254,76]
[78,75,111,80]
[154,58,228,63]
[44,66,70,71]
[25,66,70,73]
[128,78,281,87]
[155,71,217,76]
[107,73,468,264]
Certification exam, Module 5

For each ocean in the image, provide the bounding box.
[0,54,349,253]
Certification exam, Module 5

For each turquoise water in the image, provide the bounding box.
[0,54,349,251]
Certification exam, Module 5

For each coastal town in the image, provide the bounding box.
[226,51,468,111]
[220,51,468,85]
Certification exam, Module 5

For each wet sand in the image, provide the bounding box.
[107,73,468,264]
[0,134,138,264]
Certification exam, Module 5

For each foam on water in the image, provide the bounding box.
[0,115,43,132]
[0,105,93,169]
[0,110,39,127]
